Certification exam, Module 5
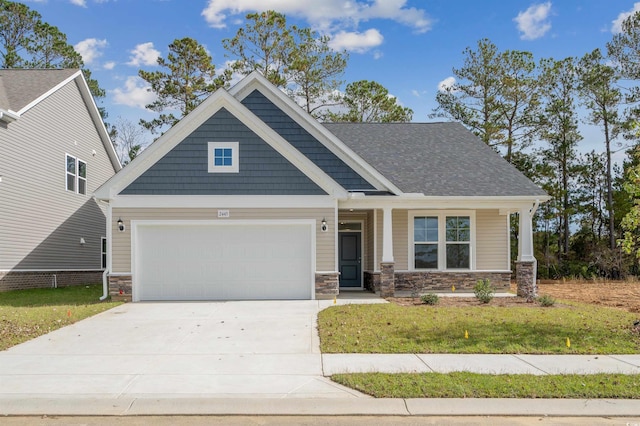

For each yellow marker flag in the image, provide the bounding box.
[333,297,337,304]
[452,285,456,292]
[464,330,469,339]
[566,337,571,348]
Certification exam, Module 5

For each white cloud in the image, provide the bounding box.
[103,61,116,70]
[111,76,156,109]
[127,42,161,67]
[372,50,383,59]
[514,2,552,40]
[437,76,456,92]
[70,0,86,6]
[74,38,107,64]
[612,2,640,34]
[328,29,383,53]
[201,0,432,33]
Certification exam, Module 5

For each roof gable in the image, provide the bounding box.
[121,108,326,195]
[95,86,347,200]
[324,122,547,197]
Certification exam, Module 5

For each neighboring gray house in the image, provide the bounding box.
[95,72,547,302]
[0,69,121,291]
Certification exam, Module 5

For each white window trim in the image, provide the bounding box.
[101,237,107,269]
[65,153,87,194]
[208,142,239,173]
[409,210,476,271]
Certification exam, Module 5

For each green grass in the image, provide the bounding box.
[318,302,640,354]
[332,372,640,398]
[0,284,122,351]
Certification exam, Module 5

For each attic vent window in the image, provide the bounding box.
[208,142,239,173]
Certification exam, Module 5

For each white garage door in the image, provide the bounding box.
[134,222,313,301]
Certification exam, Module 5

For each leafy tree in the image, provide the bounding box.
[324,80,413,123]
[139,37,230,134]
[222,11,292,87]
[223,10,348,117]
[620,144,640,260]
[0,0,107,121]
[431,39,540,164]
[288,27,348,116]
[431,39,502,146]
[537,57,582,255]
[577,48,622,250]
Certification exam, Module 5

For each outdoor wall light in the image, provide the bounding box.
[321,218,328,233]
[80,237,85,245]
[117,217,125,232]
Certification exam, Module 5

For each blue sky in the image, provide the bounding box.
[24,0,640,158]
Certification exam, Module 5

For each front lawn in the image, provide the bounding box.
[0,284,121,351]
[332,372,640,398]
[318,302,640,354]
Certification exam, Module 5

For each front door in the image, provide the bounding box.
[339,232,361,288]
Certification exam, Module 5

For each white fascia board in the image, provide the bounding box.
[339,195,550,210]
[111,194,337,209]
[229,72,403,195]
[94,89,347,200]
[0,109,19,123]
[74,72,122,172]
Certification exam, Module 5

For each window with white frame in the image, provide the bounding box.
[66,154,87,195]
[101,237,107,269]
[208,142,239,173]
[411,211,474,270]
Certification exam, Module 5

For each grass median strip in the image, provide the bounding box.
[332,372,640,398]
[0,284,122,351]
[318,302,640,354]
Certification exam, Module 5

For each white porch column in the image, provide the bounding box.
[382,207,394,263]
[517,205,535,262]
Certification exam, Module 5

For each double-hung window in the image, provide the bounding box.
[66,154,87,195]
[411,211,474,270]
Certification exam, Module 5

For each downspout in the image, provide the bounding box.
[529,199,540,291]
[100,269,109,301]
[98,197,111,301]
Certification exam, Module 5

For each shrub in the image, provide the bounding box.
[537,294,556,307]
[474,279,494,304]
[420,293,439,305]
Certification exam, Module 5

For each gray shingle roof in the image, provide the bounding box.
[323,122,547,197]
[0,69,78,112]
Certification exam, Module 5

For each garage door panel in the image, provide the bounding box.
[135,223,312,301]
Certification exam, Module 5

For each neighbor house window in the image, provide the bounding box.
[411,211,474,270]
[101,237,107,269]
[208,142,239,173]
[66,154,87,194]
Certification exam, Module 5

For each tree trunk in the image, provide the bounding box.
[604,119,615,250]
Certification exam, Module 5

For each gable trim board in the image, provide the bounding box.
[229,72,402,195]
[94,89,347,200]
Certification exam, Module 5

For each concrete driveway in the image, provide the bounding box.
[0,300,370,399]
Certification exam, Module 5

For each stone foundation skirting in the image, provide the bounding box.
[0,270,103,292]
[394,271,511,293]
[315,272,339,299]
[516,261,537,300]
[108,275,132,302]
[363,271,380,292]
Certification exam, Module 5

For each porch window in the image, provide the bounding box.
[410,211,474,270]
[413,216,438,269]
[445,216,470,269]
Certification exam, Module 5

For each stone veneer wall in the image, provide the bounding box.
[315,272,339,299]
[380,263,395,297]
[363,271,380,292]
[515,261,536,300]
[109,275,132,302]
[0,271,103,292]
[394,271,511,293]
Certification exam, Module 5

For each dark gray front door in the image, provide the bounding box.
[339,232,361,288]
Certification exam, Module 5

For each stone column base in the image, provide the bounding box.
[380,262,395,298]
[516,260,537,301]
[108,275,132,302]
[315,272,339,299]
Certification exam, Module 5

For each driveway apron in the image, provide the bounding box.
[0,301,363,399]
